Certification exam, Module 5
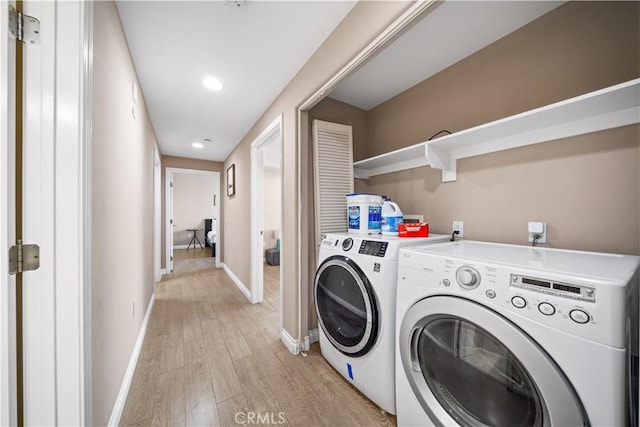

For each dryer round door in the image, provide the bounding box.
[314,255,379,357]
[399,296,588,427]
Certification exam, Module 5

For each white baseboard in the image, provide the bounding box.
[281,328,300,355]
[160,268,166,276]
[222,263,251,302]
[308,328,319,344]
[108,293,155,427]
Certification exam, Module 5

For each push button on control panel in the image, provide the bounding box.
[511,296,527,309]
[569,309,590,324]
[538,302,555,316]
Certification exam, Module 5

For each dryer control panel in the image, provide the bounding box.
[359,240,388,257]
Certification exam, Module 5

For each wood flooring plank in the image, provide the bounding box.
[305,347,396,426]
[232,355,291,426]
[219,316,252,361]
[158,333,184,374]
[203,319,244,403]
[243,332,322,426]
[274,349,363,427]
[184,335,207,367]
[183,300,204,343]
[119,359,159,425]
[216,393,250,427]
[232,306,262,337]
[195,300,217,324]
[150,367,185,427]
[184,361,220,427]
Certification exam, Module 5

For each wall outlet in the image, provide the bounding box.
[528,221,547,243]
[452,221,464,238]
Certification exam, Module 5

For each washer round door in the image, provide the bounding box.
[314,255,379,357]
[399,296,588,427]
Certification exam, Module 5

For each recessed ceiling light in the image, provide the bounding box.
[203,77,223,91]
[192,142,204,149]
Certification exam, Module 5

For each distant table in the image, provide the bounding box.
[186,228,204,251]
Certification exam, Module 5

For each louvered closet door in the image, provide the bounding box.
[313,120,354,246]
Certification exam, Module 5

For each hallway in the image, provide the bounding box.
[119,251,395,426]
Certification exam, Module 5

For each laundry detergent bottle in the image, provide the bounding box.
[381,200,403,236]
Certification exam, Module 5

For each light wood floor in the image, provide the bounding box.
[120,249,396,426]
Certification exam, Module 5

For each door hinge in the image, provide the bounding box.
[9,241,40,275]
[9,6,40,46]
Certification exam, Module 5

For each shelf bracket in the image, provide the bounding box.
[353,168,369,180]
[425,144,456,182]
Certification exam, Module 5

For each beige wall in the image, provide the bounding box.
[92,2,157,424]
[365,1,640,159]
[172,173,217,246]
[223,1,415,338]
[357,1,640,255]
[264,167,282,250]
[161,156,224,268]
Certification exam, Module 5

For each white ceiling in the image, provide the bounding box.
[117,1,563,163]
[116,0,356,162]
[330,1,563,111]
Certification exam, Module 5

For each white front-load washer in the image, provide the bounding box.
[395,241,639,427]
[314,232,450,414]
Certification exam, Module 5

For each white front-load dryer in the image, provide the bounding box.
[395,241,639,427]
[314,232,450,414]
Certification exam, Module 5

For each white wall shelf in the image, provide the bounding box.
[353,78,640,182]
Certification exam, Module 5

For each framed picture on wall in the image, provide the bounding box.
[227,164,236,197]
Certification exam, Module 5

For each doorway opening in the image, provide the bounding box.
[165,167,221,274]
[250,115,283,333]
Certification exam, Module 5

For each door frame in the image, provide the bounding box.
[250,115,283,312]
[165,167,221,272]
[0,2,17,425]
[153,147,161,282]
[294,1,435,349]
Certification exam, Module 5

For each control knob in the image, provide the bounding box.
[456,266,481,290]
[342,238,353,251]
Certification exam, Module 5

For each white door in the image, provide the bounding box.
[2,2,87,424]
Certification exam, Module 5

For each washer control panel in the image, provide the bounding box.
[510,274,595,303]
[398,246,630,349]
